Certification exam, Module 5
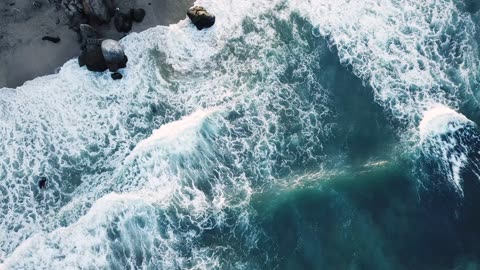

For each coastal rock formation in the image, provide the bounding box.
[101,39,128,72]
[187,6,215,30]
[130,8,146,23]
[113,9,133,33]
[78,24,107,71]
[82,0,114,23]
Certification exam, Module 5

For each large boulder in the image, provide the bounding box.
[82,0,114,23]
[78,44,108,72]
[187,6,215,30]
[113,9,133,33]
[101,39,128,72]
[78,25,108,71]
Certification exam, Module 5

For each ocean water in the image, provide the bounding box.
[2,0,480,269]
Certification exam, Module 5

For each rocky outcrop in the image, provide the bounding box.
[82,0,114,23]
[187,6,215,30]
[77,26,127,72]
[101,39,128,72]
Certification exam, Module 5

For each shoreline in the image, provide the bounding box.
[0,0,194,89]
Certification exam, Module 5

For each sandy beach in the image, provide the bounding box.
[0,0,194,89]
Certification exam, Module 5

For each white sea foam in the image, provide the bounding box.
[419,106,472,140]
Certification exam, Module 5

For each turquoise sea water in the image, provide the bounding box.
[2,0,480,269]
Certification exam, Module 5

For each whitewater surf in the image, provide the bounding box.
[2,0,480,269]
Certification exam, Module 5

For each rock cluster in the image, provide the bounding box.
[82,0,114,23]
[62,0,88,32]
[60,0,145,34]
[78,24,127,76]
[61,0,84,17]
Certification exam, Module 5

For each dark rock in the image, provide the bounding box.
[33,0,42,9]
[80,24,98,39]
[101,39,127,72]
[113,10,132,33]
[9,3,15,6]
[187,6,215,30]
[130,8,145,23]
[83,0,114,23]
[42,36,61,43]
[79,24,98,48]
[111,72,123,80]
[78,45,108,72]
[38,177,47,189]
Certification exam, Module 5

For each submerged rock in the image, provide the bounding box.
[101,39,128,72]
[113,9,133,33]
[38,177,47,189]
[130,8,145,23]
[187,6,215,30]
[111,72,123,80]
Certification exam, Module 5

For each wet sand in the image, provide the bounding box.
[0,0,194,89]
